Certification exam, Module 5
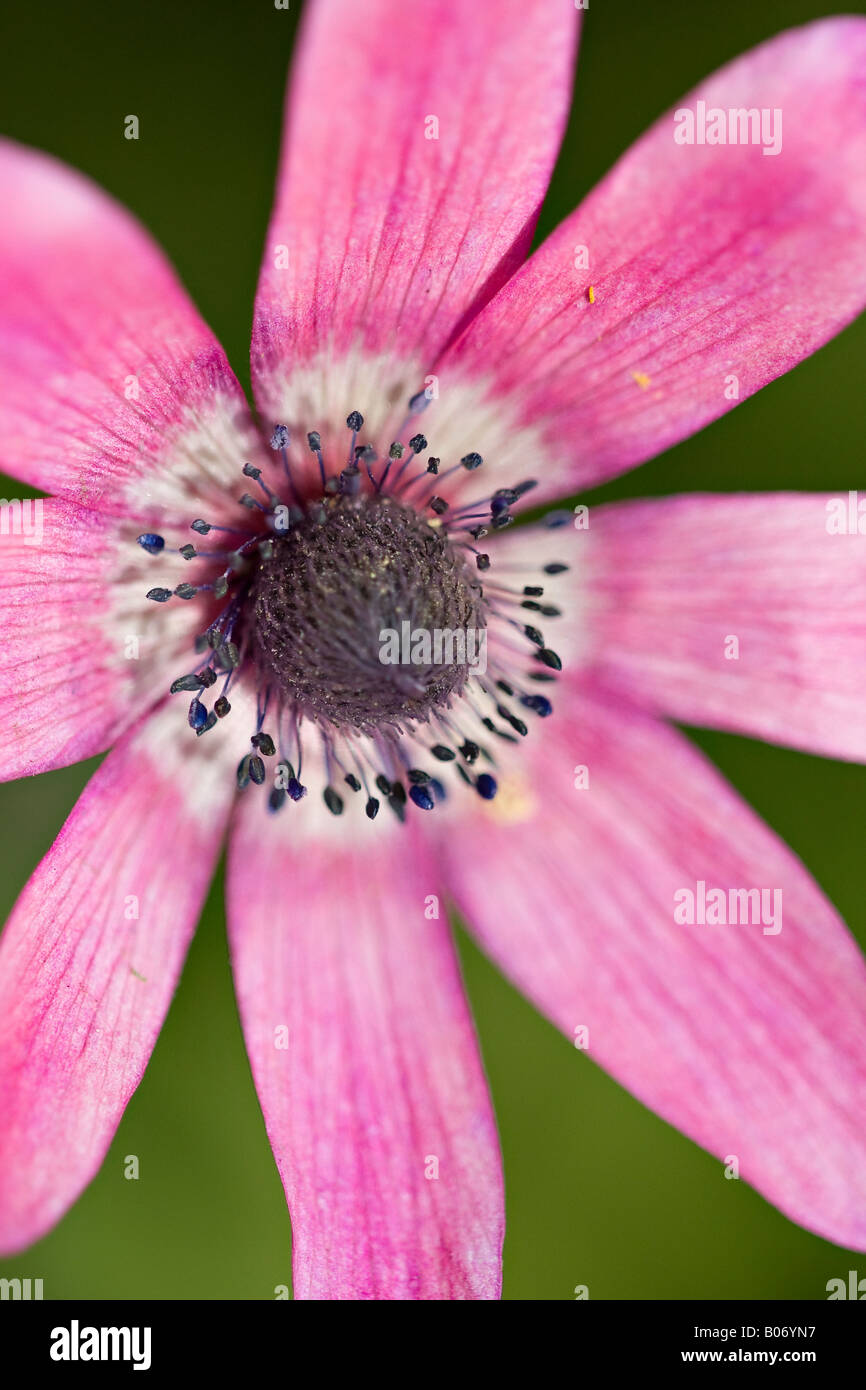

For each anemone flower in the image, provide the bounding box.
[1,0,866,1301]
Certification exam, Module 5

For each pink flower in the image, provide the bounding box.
[2,1,866,1299]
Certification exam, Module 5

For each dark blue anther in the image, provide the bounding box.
[191,519,211,535]
[307,431,321,452]
[288,777,307,802]
[461,452,483,471]
[249,756,266,785]
[409,784,435,811]
[476,773,498,800]
[408,433,427,454]
[323,786,344,815]
[146,587,172,603]
[365,797,380,819]
[346,410,364,432]
[544,562,569,574]
[196,712,217,737]
[188,698,207,730]
[137,533,165,554]
[521,693,553,717]
[270,425,290,450]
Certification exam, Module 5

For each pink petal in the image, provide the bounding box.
[582,492,866,762]
[226,804,503,1299]
[0,500,205,780]
[251,0,578,474]
[439,684,866,1249]
[0,698,240,1254]
[0,139,262,522]
[435,17,866,498]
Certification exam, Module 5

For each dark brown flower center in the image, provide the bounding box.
[248,494,485,733]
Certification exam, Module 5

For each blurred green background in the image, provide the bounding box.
[1,0,865,1300]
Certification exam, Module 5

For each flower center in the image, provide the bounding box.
[248,494,485,734]
[138,401,568,822]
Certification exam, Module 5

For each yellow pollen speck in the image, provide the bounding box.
[587,285,595,303]
[481,771,538,825]
[631,370,651,390]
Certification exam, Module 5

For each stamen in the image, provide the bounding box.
[346,410,364,460]
[376,441,403,493]
[270,423,304,507]
[307,430,326,489]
